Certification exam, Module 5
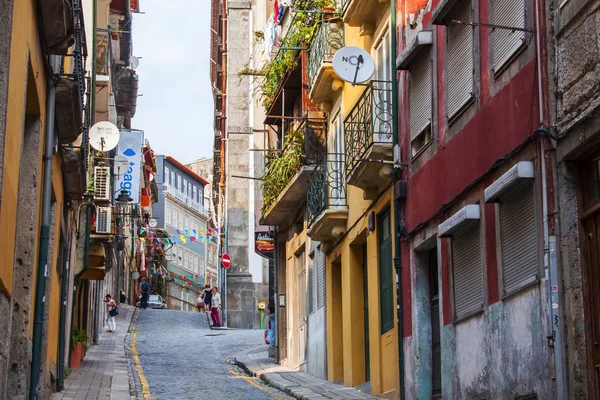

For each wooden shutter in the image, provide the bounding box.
[446,1,474,119]
[379,210,394,333]
[500,182,538,293]
[409,51,433,141]
[452,222,483,319]
[492,0,526,72]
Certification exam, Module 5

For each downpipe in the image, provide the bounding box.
[390,0,405,396]
[56,244,70,391]
[29,55,58,400]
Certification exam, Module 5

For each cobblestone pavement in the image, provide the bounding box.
[133,308,293,400]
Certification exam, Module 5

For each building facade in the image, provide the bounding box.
[210,0,270,329]
[153,155,211,311]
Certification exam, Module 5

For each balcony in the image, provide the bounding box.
[341,0,390,29]
[307,153,348,244]
[345,81,394,199]
[95,31,118,122]
[260,119,326,226]
[164,185,210,217]
[308,19,344,105]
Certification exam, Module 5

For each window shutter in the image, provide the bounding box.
[492,0,526,72]
[452,223,483,319]
[500,182,538,293]
[317,249,325,309]
[446,1,474,119]
[309,256,317,314]
[409,51,433,141]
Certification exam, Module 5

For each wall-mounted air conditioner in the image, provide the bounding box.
[96,207,112,234]
[94,166,111,201]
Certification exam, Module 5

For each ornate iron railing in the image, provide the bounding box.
[308,19,344,87]
[304,118,327,164]
[344,80,393,178]
[307,152,347,228]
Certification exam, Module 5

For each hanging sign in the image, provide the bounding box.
[254,231,274,260]
[114,129,144,204]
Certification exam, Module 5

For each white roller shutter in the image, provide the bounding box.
[452,222,483,320]
[317,249,325,309]
[409,51,433,141]
[492,0,526,73]
[500,182,538,293]
[446,1,474,120]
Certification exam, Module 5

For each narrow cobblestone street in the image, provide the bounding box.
[133,309,292,400]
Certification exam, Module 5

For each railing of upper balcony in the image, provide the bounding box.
[59,0,90,161]
[307,153,347,228]
[344,80,393,177]
[164,184,210,217]
[95,29,119,96]
[308,17,344,88]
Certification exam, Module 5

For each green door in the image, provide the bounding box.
[378,209,394,334]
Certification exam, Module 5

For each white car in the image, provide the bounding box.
[148,294,167,309]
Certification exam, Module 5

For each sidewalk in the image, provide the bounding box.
[51,304,136,400]
[234,346,383,400]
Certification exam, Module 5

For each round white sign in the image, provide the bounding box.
[332,46,375,84]
[148,218,158,228]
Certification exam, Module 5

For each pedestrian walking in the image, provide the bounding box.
[202,283,212,312]
[140,277,150,309]
[104,294,117,333]
[197,291,205,312]
[210,287,221,327]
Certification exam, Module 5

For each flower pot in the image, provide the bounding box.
[110,31,119,40]
[81,345,86,361]
[70,343,83,369]
[323,7,337,20]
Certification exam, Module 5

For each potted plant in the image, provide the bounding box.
[70,328,89,368]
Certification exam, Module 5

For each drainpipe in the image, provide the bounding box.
[90,0,97,126]
[390,0,405,396]
[29,55,58,400]
[57,244,70,391]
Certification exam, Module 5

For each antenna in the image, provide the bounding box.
[114,155,129,177]
[89,121,120,152]
[332,46,375,85]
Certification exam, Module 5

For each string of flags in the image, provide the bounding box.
[124,225,221,246]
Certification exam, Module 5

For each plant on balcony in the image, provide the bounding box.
[239,0,335,111]
[261,129,305,213]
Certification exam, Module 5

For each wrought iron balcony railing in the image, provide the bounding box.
[308,20,344,88]
[344,80,393,177]
[307,153,347,228]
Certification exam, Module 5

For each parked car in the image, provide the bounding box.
[136,294,167,309]
[148,295,167,309]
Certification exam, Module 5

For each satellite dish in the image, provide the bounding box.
[129,56,140,69]
[114,155,128,172]
[332,46,375,84]
[89,121,120,152]
[148,218,158,228]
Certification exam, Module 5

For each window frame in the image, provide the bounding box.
[409,49,434,158]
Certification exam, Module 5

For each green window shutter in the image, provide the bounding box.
[379,209,394,333]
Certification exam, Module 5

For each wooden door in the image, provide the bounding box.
[583,213,600,398]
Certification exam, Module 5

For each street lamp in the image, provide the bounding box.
[114,189,139,303]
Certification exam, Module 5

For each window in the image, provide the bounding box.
[410,51,433,157]
[177,210,182,230]
[172,208,177,228]
[166,205,172,225]
[165,167,170,184]
[379,209,394,333]
[452,222,483,320]
[183,179,187,195]
[199,188,203,203]
[171,171,175,187]
[184,251,189,270]
[500,182,538,294]
[374,32,393,143]
[192,186,197,203]
[184,216,189,232]
[177,246,183,266]
[177,175,182,192]
[492,0,526,73]
[446,0,474,120]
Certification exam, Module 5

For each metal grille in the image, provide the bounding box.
[452,222,483,320]
[309,255,317,314]
[308,20,344,88]
[317,249,325,309]
[409,51,433,141]
[94,167,111,200]
[344,81,393,178]
[446,1,474,120]
[307,153,347,228]
[492,0,526,72]
[304,118,327,165]
[500,182,538,293]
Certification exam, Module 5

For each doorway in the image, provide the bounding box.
[580,152,600,398]
[363,243,370,382]
[297,248,307,366]
[429,248,442,399]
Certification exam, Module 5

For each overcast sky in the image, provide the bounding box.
[132,0,213,164]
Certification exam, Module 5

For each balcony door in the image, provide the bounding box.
[328,112,346,208]
[374,31,392,143]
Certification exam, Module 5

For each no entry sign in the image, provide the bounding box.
[221,253,231,269]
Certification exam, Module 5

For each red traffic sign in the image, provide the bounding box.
[221,253,231,269]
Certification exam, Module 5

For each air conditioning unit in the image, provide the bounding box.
[93,166,111,201]
[96,206,112,234]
